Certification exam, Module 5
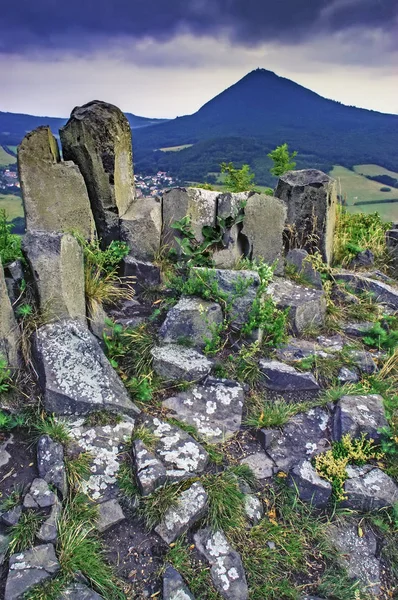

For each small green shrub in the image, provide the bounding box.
[0,409,26,431]
[0,209,22,265]
[363,319,398,351]
[0,354,12,393]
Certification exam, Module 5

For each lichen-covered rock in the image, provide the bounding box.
[332,395,388,443]
[163,378,244,443]
[159,297,223,350]
[143,417,209,481]
[288,460,332,507]
[194,528,249,600]
[275,169,337,264]
[97,498,125,533]
[22,231,85,323]
[33,319,140,416]
[244,494,264,524]
[328,523,381,596]
[163,564,196,600]
[266,407,330,472]
[151,345,213,382]
[0,257,19,367]
[18,126,95,238]
[132,439,167,496]
[5,544,60,600]
[37,435,67,498]
[23,478,57,509]
[60,101,135,244]
[259,359,319,391]
[69,418,135,502]
[335,271,398,309]
[240,452,274,480]
[120,199,162,261]
[338,367,359,384]
[58,583,105,600]
[155,482,208,544]
[267,278,326,334]
[241,193,286,273]
[285,249,323,289]
[342,465,398,511]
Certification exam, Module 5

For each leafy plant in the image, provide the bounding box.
[0,209,22,265]
[363,320,398,351]
[220,162,256,192]
[0,354,12,393]
[267,143,297,177]
[0,409,26,431]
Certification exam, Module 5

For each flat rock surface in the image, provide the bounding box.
[143,417,209,481]
[342,465,398,511]
[163,378,244,443]
[268,278,326,334]
[194,528,249,600]
[151,345,213,382]
[335,271,398,309]
[5,544,60,600]
[163,564,196,600]
[58,583,105,599]
[155,482,208,544]
[332,394,388,442]
[259,359,320,391]
[23,477,56,509]
[97,498,125,533]
[240,452,274,480]
[33,319,140,417]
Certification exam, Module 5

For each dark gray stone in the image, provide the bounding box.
[151,345,213,382]
[337,367,359,384]
[58,583,105,600]
[286,249,323,289]
[342,466,398,512]
[349,249,374,269]
[120,199,162,261]
[333,394,388,443]
[37,498,62,543]
[317,334,344,353]
[159,296,223,350]
[132,439,167,496]
[259,359,320,391]
[0,530,10,566]
[194,528,249,600]
[240,452,274,480]
[275,338,323,362]
[288,460,332,507]
[268,278,326,334]
[347,350,378,375]
[163,378,244,443]
[335,271,398,309]
[96,499,125,533]
[33,319,140,417]
[163,564,196,600]
[143,417,209,481]
[1,505,22,527]
[122,256,161,294]
[23,478,57,509]
[342,321,375,337]
[107,298,151,329]
[155,482,208,544]
[37,435,67,498]
[5,544,60,600]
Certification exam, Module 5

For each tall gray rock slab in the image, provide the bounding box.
[163,378,245,443]
[268,278,326,334]
[60,101,135,244]
[23,231,86,323]
[162,187,218,250]
[18,126,95,238]
[33,319,140,417]
[120,198,162,261]
[275,169,337,264]
[194,528,249,600]
[37,435,67,498]
[241,192,286,273]
[5,544,60,600]
[155,482,208,543]
[163,564,196,600]
[333,394,388,443]
[0,257,19,367]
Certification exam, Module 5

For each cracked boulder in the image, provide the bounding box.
[151,345,213,382]
[328,523,381,596]
[267,278,326,334]
[5,544,60,600]
[155,482,208,544]
[143,417,209,481]
[132,439,167,496]
[33,319,140,417]
[163,564,196,600]
[159,297,223,350]
[37,498,62,543]
[194,528,249,600]
[163,378,244,443]
[69,418,135,502]
[342,465,398,511]
[23,478,57,509]
[259,359,319,391]
[37,435,67,498]
[265,407,331,472]
[288,460,332,507]
[332,394,388,443]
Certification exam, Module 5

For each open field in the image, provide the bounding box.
[159,144,193,152]
[353,163,398,179]
[0,146,17,166]
[0,193,24,221]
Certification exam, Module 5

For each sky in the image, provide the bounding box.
[0,0,397,119]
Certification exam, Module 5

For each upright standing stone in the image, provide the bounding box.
[275,169,337,264]
[120,198,162,261]
[22,231,86,323]
[60,101,135,244]
[0,258,19,367]
[18,126,95,238]
[241,193,286,273]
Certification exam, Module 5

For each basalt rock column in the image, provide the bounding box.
[0,258,19,367]
[18,126,95,238]
[60,101,135,245]
[275,169,337,265]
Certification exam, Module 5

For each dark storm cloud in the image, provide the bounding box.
[1,0,397,54]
